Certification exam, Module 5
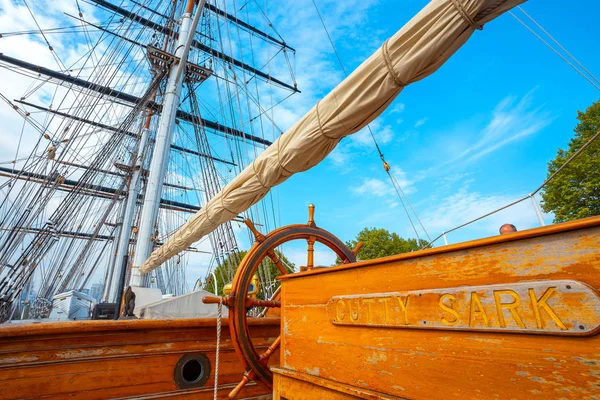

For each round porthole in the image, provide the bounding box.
[174,353,211,389]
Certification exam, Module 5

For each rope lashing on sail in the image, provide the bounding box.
[315,101,339,140]
[220,194,239,217]
[276,139,294,174]
[450,0,484,30]
[382,40,406,88]
[252,161,270,189]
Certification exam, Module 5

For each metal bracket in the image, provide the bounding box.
[146,45,212,83]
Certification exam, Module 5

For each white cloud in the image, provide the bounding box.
[435,172,473,192]
[326,144,353,174]
[451,90,552,165]
[414,117,428,128]
[390,102,405,114]
[352,177,393,197]
[415,91,553,181]
[351,166,416,211]
[420,183,550,243]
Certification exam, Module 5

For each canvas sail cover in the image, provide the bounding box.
[140,0,526,273]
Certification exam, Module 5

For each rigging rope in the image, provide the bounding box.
[428,129,600,246]
[21,0,68,72]
[3,0,149,302]
[515,6,600,87]
[0,0,297,307]
[510,8,600,91]
[310,0,430,245]
[214,297,222,400]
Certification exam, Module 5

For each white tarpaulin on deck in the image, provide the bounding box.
[140,0,525,273]
[137,289,228,319]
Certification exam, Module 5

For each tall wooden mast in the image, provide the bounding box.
[128,0,207,293]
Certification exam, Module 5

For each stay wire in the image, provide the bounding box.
[311,0,430,244]
[428,130,600,246]
[21,0,68,71]
[388,170,432,243]
[11,118,27,176]
[516,6,600,87]
[386,170,422,244]
[509,11,600,91]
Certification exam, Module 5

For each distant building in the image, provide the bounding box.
[90,283,103,302]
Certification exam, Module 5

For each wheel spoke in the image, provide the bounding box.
[228,369,255,399]
[257,286,281,317]
[306,236,316,271]
[202,295,233,306]
[352,242,364,257]
[266,249,288,275]
[245,298,281,308]
[245,219,265,242]
[259,336,281,365]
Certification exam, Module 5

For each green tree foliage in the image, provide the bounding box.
[336,227,428,264]
[203,250,294,295]
[541,100,600,222]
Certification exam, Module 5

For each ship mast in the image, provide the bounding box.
[111,0,208,297]
[104,122,149,301]
[0,0,298,320]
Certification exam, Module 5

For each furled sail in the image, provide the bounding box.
[139,0,525,273]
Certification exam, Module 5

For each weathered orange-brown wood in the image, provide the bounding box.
[272,367,404,399]
[278,216,600,399]
[0,318,279,399]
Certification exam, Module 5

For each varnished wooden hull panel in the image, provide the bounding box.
[0,318,279,399]
[278,217,600,399]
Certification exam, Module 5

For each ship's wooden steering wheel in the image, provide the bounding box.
[203,205,358,399]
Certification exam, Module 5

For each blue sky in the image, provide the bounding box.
[0,0,598,281]
[258,0,600,265]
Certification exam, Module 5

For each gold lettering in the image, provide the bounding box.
[336,299,345,321]
[528,287,567,330]
[381,298,392,324]
[494,290,525,328]
[396,296,409,325]
[362,298,375,323]
[349,298,361,322]
[469,292,489,327]
[439,293,459,326]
